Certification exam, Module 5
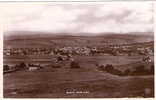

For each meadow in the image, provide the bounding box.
[4,55,154,98]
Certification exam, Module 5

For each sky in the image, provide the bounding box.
[1,2,154,36]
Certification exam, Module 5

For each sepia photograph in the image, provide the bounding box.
[2,2,154,98]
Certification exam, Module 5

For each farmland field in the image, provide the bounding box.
[4,55,151,65]
[4,55,154,98]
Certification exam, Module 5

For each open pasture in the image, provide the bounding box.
[4,55,154,98]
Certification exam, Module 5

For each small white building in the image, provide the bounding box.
[28,64,42,71]
[28,66,39,71]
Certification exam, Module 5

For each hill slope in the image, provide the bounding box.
[4,31,154,48]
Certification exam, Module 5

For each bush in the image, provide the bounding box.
[96,64,105,71]
[135,65,145,72]
[150,65,154,75]
[52,65,61,68]
[57,56,63,62]
[104,64,124,76]
[103,64,154,76]
[15,64,20,69]
[19,62,26,68]
[124,69,131,76]
[111,69,123,76]
[104,64,114,72]
[132,65,150,75]
[70,61,80,68]
[16,62,27,70]
[51,63,62,68]
[4,65,10,71]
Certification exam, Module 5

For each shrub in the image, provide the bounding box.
[4,65,10,71]
[18,62,27,70]
[52,65,61,68]
[135,65,145,71]
[111,69,123,76]
[70,61,80,68]
[124,69,131,76]
[51,62,62,68]
[15,64,20,69]
[19,62,26,68]
[104,64,114,72]
[96,64,105,71]
[150,64,154,75]
[132,65,148,75]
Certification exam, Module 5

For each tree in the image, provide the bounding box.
[133,65,146,75]
[70,61,80,68]
[19,62,26,69]
[112,69,123,76]
[104,64,114,73]
[150,64,154,75]
[124,69,131,76]
[4,65,9,71]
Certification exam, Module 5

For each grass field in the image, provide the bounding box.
[4,55,148,66]
[3,55,154,98]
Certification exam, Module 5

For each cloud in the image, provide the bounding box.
[1,2,153,35]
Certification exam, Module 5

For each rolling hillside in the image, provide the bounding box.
[4,31,154,48]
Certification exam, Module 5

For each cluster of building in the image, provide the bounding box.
[3,46,94,56]
[4,44,153,56]
[4,63,43,73]
[3,42,154,73]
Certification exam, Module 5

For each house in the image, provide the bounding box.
[28,66,39,71]
[28,64,42,71]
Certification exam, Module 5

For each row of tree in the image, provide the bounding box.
[97,64,154,76]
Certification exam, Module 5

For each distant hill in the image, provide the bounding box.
[4,31,154,48]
